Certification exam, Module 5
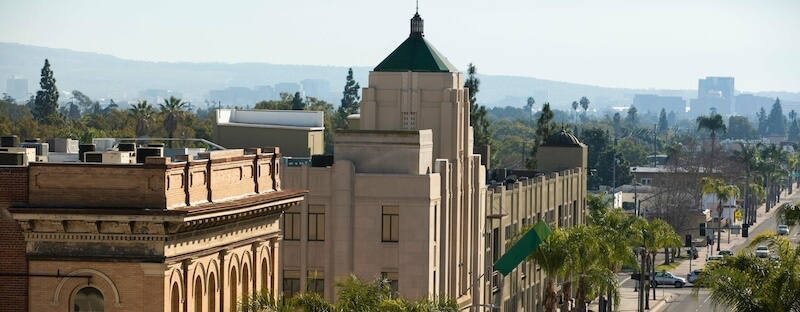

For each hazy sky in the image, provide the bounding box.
[1,0,798,92]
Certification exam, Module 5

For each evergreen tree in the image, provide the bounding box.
[337,68,360,127]
[612,112,622,138]
[667,111,677,126]
[766,98,787,136]
[527,103,556,169]
[658,108,669,134]
[597,146,632,188]
[33,59,60,124]
[757,106,768,137]
[789,120,800,142]
[626,105,638,126]
[465,63,492,147]
[291,92,305,110]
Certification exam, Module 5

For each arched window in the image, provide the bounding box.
[230,267,238,307]
[261,259,269,292]
[194,276,203,312]
[208,273,216,311]
[171,283,180,312]
[73,287,104,312]
[242,266,250,298]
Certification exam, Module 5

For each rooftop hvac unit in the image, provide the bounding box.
[23,138,41,143]
[1,135,20,147]
[118,143,136,152]
[0,147,36,163]
[102,151,134,164]
[136,147,163,163]
[310,154,334,167]
[79,144,96,162]
[92,138,116,151]
[84,152,104,163]
[20,142,49,158]
[0,152,26,166]
[46,138,79,153]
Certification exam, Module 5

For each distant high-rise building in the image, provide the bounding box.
[301,79,330,101]
[735,94,775,116]
[274,82,304,98]
[694,76,734,115]
[632,94,686,115]
[5,77,28,100]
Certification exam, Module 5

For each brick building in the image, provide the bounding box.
[0,148,305,312]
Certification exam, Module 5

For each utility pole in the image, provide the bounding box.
[638,247,646,312]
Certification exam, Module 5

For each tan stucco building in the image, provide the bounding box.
[1,148,305,312]
[214,109,325,157]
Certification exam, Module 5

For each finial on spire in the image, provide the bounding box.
[410,5,424,36]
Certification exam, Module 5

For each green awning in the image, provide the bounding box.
[493,221,552,276]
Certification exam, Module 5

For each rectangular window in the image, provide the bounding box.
[307,270,324,294]
[283,207,300,240]
[641,178,652,186]
[282,270,300,299]
[492,227,500,263]
[402,112,417,130]
[381,272,399,294]
[382,206,399,242]
[433,205,437,242]
[308,205,325,241]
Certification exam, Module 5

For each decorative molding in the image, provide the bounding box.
[52,268,124,307]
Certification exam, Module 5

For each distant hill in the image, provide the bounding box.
[2,42,797,110]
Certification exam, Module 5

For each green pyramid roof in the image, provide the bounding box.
[374,34,458,73]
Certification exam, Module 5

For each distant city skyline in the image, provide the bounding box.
[0,0,798,92]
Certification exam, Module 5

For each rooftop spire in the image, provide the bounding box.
[410,7,424,36]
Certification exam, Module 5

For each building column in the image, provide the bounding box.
[272,237,281,301]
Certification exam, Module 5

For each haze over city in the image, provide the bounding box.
[1,0,799,92]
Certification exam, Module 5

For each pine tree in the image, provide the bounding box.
[291,92,306,110]
[527,103,556,169]
[465,63,492,147]
[789,120,800,142]
[757,107,768,137]
[337,68,361,127]
[658,108,669,134]
[626,105,638,126]
[33,59,61,124]
[766,98,787,136]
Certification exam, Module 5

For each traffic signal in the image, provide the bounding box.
[742,224,749,238]
[699,223,706,236]
[685,234,692,247]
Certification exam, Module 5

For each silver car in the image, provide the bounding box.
[755,245,769,258]
[687,269,704,284]
[778,225,789,235]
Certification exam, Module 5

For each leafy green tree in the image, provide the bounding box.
[71,90,94,115]
[337,68,361,128]
[465,63,492,147]
[727,116,759,140]
[693,233,800,312]
[159,96,187,147]
[255,92,293,110]
[766,98,787,136]
[33,59,61,125]
[291,92,306,110]
[625,106,637,126]
[657,108,668,134]
[597,146,632,188]
[581,128,611,189]
[616,139,647,166]
[129,101,155,137]
[757,107,768,137]
[527,103,556,169]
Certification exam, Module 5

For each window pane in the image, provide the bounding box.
[74,287,104,312]
[391,215,399,241]
[383,215,391,241]
[292,213,300,240]
[309,215,317,240]
[318,214,325,241]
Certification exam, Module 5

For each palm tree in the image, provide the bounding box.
[589,208,639,312]
[701,178,740,252]
[693,232,800,312]
[759,144,788,212]
[732,143,761,225]
[696,114,727,171]
[632,218,681,303]
[129,101,154,137]
[526,228,570,312]
[159,96,187,147]
[572,101,579,123]
[568,225,622,312]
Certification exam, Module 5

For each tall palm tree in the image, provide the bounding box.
[632,218,681,303]
[759,144,788,212]
[732,143,761,225]
[526,228,570,312]
[701,177,740,252]
[696,114,727,171]
[568,225,622,312]
[128,101,154,137]
[693,233,800,312]
[159,96,187,147]
[590,208,639,312]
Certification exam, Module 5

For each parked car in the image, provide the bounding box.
[652,271,687,288]
[755,245,770,258]
[687,269,704,284]
[719,249,734,257]
[778,225,790,235]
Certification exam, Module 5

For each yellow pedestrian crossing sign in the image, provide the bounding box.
[735,209,742,221]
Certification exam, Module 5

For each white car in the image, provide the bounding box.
[755,245,769,258]
[706,255,724,262]
[652,271,687,288]
[778,225,789,235]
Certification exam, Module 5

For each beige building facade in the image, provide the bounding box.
[4,148,305,312]
[214,109,325,157]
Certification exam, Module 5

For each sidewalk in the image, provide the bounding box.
[588,189,800,312]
